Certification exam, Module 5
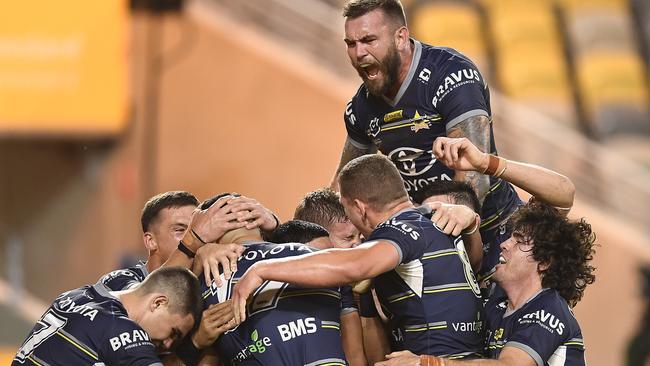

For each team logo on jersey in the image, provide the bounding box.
[411,121,430,133]
[369,117,381,137]
[109,329,152,351]
[384,110,403,123]
[418,68,431,83]
[345,101,357,126]
[233,329,273,362]
[387,147,436,176]
[381,218,420,240]
[520,310,565,335]
[493,328,504,341]
[277,317,318,341]
[432,68,482,107]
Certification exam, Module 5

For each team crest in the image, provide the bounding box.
[411,120,430,133]
[369,117,381,137]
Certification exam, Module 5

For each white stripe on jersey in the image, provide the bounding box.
[395,259,424,297]
[549,345,567,366]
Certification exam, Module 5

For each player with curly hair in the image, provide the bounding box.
[377,203,596,366]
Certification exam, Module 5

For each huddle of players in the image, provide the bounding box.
[13,0,597,364]
[12,139,596,366]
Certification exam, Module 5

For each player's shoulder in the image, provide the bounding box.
[419,42,478,70]
[347,84,374,118]
[514,289,581,336]
[104,313,157,356]
[50,284,130,332]
[523,289,574,315]
[372,209,436,241]
[98,261,148,291]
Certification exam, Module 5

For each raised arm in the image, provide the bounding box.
[330,137,376,191]
[231,241,400,323]
[433,137,575,211]
[446,116,492,204]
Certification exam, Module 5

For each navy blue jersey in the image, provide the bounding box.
[485,287,586,365]
[99,260,149,291]
[340,285,358,315]
[367,209,484,358]
[202,242,347,366]
[13,283,161,366]
[344,40,520,247]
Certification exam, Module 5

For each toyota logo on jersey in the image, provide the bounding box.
[387,147,436,177]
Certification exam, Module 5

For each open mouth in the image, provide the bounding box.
[359,62,380,80]
[498,255,507,264]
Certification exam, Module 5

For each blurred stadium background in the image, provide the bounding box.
[1,0,649,364]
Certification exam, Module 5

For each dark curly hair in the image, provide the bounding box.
[509,203,596,307]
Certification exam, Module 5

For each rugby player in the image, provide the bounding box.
[267,219,332,249]
[330,0,522,281]
[191,194,350,366]
[97,191,279,361]
[234,155,485,359]
[267,219,367,366]
[294,188,363,248]
[428,136,575,292]
[377,203,596,366]
[12,267,202,366]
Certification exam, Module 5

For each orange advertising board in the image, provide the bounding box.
[0,1,128,136]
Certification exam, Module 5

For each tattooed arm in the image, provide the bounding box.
[330,137,377,191]
[446,115,492,204]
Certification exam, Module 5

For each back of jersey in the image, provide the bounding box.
[201,242,347,366]
[369,210,485,358]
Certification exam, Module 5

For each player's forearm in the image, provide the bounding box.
[500,160,574,209]
[447,116,492,203]
[361,316,391,365]
[438,358,501,365]
[330,138,375,190]
[341,312,368,366]
[255,248,372,288]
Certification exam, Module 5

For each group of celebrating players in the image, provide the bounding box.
[12,1,597,365]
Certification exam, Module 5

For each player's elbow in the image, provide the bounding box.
[557,174,575,209]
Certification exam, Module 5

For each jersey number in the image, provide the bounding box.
[15,310,67,363]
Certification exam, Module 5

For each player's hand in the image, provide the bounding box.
[187,196,247,244]
[375,350,419,365]
[432,137,488,173]
[231,264,265,325]
[426,201,478,236]
[194,243,245,287]
[375,351,445,366]
[227,195,279,232]
[191,301,237,349]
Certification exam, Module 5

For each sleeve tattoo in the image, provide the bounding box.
[334,138,377,178]
[447,115,492,204]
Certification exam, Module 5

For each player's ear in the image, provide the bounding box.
[143,232,158,252]
[353,199,365,215]
[538,260,551,273]
[394,26,409,51]
[151,295,169,312]
[353,199,369,223]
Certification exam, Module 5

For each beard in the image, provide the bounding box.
[358,42,401,98]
